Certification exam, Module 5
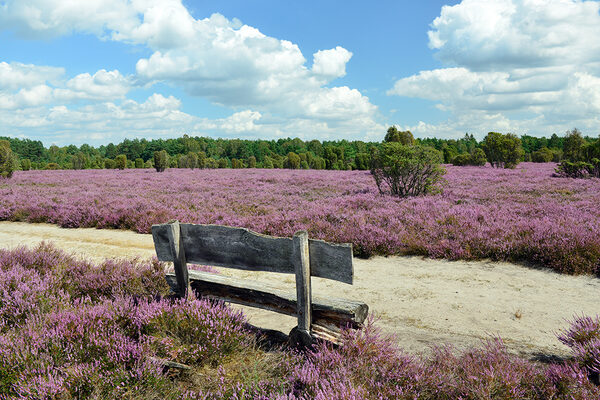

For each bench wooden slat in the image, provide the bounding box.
[165,270,368,328]
[153,223,353,284]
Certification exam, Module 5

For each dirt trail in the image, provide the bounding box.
[1,221,597,359]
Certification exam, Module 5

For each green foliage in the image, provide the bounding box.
[452,148,487,166]
[354,152,370,170]
[531,147,554,163]
[134,158,144,168]
[153,150,168,172]
[45,162,60,170]
[482,132,523,169]
[103,159,115,169]
[370,142,445,197]
[247,156,257,168]
[71,152,88,170]
[262,157,274,169]
[218,158,228,168]
[231,158,243,169]
[555,160,600,178]
[384,126,415,145]
[451,153,471,166]
[115,154,127,170]
[470,148,487,166]
[284,152,301,169]
[0,140,17,179]
[20,158,31,171]
[563,128,586,162]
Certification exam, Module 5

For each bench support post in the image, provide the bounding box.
[167,220,189,298]
[290,230,312,347]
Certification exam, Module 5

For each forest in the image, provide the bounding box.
[1,129,597,171]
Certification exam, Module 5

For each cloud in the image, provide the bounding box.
[0,62,133,110]
[389,0,600,138]
[428,0,600,70]
[312,46,353,79]
[0,1,381,140]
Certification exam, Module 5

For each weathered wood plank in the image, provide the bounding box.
[293,230,311,333]
[164,270,368,327]
[152,223,353,284]
[167,220,189,298]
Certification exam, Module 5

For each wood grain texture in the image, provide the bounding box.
[165,270,368,327]
[293,230,312,333]
[152,223,353,284]
[166,221,189,298]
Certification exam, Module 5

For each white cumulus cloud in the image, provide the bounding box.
[389,0,600,137]
[0,0,380,140]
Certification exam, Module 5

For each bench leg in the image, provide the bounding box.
[291,230,312,347]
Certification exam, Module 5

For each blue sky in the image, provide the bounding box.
[0,0,599,146]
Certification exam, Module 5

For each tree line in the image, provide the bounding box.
[0,128,598,172]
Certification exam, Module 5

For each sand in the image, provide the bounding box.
[1,220,597,359]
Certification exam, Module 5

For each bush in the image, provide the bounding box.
[153,150,168,172]
[115,154,127,170]
[103,159,115,169]
[563,128,586,162]
[384,126,415,145]
[134,158,144,169]
[218,158,228,168]
[531,147,554,163]
[0,140,17,178]
[284,152,300,169]
[231,158,243,169]
[557,315,600,382]
[452,153,471,166]
[45,162,60,170]
[482,132,523,169]
[370,142,445,197]
[555,159,600,178]
[247,156,257,168]
[20,159,31,171]
[470,148,487,166]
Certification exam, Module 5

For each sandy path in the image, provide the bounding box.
[1,221,597,359]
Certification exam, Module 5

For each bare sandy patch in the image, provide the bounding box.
[1,221,596,359]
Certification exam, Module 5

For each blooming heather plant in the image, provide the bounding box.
[0,245,254,398]
[558,315,600,380]
[2,163,599,274]
[0,245,599,398]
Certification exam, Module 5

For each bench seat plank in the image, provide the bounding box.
[165,269,368,328]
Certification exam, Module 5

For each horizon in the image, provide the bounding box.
[1,0,599,147]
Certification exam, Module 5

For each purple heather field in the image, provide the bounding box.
[1,162,599,274]
[1,244,599,398]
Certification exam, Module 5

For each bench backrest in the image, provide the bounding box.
[152,222,354,283]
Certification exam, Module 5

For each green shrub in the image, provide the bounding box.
[45,162,60,170]
[231,158,243,169]
[482,132,523,169]
[247,156,257,168]
[20,158,31,171]
[0,140,17,178]
[218,158,228,168]
[370,142,445,197]
[134,158,144,168]
[103,159,115,169]
[531,147,554,163]
[153,150,168,172]
[384,126,415,145]
[452,148,487,167]
[470,148,487,166]
[115,155,127,170]
[284,152,300,169]
[451,153,471,166]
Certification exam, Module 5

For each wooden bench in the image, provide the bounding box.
[151,221,368,345]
